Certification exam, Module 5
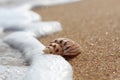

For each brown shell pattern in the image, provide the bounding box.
[43,38,82,56]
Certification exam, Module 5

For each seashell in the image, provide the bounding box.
[43,38,82,56]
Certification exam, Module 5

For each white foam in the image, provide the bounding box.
[0,8,41,27]
[24,54,73,80]
[26,21,62,37]
[0,55,73,80]
[3,31,45,62]
[0,65,28,80]
[2,21,62,38]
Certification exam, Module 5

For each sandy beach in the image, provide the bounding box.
[34,0,120,80]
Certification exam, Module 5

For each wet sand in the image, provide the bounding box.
[34,0,120,80]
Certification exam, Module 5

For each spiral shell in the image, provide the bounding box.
[43,38,82,56]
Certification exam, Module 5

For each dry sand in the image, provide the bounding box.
[34,0,120,80]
